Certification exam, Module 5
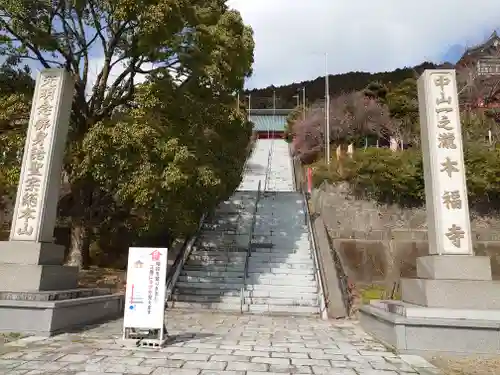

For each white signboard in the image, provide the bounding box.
[10,69,73,242]
[123,247,168,329]
[417,69,473,255]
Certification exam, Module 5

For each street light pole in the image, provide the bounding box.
[325,53,330,166]
[271,90,276,139]
[302,86,306,120]
[246,94,251,114]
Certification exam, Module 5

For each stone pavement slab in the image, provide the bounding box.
[0,310,441,374]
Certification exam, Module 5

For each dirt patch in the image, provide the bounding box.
[78,266,126,293]
[430,356,500,375]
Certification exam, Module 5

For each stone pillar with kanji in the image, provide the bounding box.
[400,69,499,309]
[0,69,76,292]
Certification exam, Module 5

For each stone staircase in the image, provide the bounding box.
[242,192,320,315]
[169,139,323,317]
[169,192,255,312]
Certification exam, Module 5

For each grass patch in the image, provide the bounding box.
[360,284,401,304]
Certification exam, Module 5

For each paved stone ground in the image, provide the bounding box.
[0,310,441,375]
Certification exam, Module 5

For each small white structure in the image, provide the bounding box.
[347,143,354,157]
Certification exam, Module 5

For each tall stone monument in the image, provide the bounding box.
[359,69,500,355]
[0,69,123,336]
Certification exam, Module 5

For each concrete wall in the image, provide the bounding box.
[311,183,500,285]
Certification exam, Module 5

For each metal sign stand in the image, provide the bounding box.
[122,323,168,348]
[121,247,169,349]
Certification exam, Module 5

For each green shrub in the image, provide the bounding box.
[311,145,500,209]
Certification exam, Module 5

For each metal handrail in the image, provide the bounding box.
[288,143,298,192]
[165,213,207,302]
[240,179,261,313]
[264,140,273,192]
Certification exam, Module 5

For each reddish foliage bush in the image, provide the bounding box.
[292,109,325,164]
[291,91,396,163]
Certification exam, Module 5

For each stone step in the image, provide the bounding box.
[244,296,318,306]
[199,232,248,239]
[192,250,248,256]
[244,289,317,299]
[197,241,248,249]
[248,272,316,281]
[250,246,311,253]
[246,276,317,287]
[194,247,248,253]
[198,235,249,241]
[176,281,243,290]
[189,254,247,261]
[181,270,243,278]
[170,301,241,312]
[174,288,241,297]
[243,304,319,316]
[248,258,313,266]
[186,258,245,267]
[200,229,243,236]
[252,236,309,244]
[178,275,243,284]
[184,265,245,272]
[248,254,312,262]
[171,294,241,304]
[247,267,314,275]
[247,262,314,270]
[245,284,317,294]
[253,227,308,234]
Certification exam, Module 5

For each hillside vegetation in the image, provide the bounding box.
[245,61,453,109]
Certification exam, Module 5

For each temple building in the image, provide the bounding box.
[456,31,500,109]
[248,109,290,139]
[456,31,500,74]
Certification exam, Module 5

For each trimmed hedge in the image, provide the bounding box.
[310,145,500,208]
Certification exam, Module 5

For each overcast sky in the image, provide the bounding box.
[227,0,500,89]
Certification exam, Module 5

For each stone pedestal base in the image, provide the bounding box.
[0,241,78,291]
[0,289,124,336]
[0,241,66,265]
[0,241,124,335]
[416,255,492,280]
[359,300,500,355]
[0,264,78,291]
[401,278,500,309]
[360,255,500,355]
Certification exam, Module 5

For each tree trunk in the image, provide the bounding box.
[67,221,91,270]
[64,177,94,270]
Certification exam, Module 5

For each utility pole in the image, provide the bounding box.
[236,92,240,112]
[302,86,306,120]
[325,53,330,165]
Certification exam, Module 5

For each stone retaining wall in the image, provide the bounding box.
[331,237,500,284]
[311,182,500,285]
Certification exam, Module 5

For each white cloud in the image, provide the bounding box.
[84,57,188,98]
[85,57,152,98]
[227,0,500,89]
[28,55,153,98]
